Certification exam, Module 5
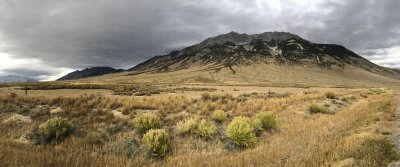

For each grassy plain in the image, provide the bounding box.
[0,83,399,167]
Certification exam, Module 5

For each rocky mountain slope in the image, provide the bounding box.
[130,31,400,78]
[57,67,123,81]
[76,31,400,87]
[0,75,38,83]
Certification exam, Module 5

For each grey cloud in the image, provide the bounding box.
[0,0,400,80]
[301,0,400,53]
[2,68,51,78]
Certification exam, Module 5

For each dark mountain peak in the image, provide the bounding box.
[226,31,240,35]
[253,31,302,41]
[82,67,115,72]
[199,31,252,46]
[198,31,304,47]
[57,66,124,81]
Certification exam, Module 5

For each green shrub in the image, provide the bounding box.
[256,112,277,130]
[143,129,170,157]
[212,110,227,123]
[39,117,73,142]
[17,107,31,115]
[134,114,162,133]
[251,119,263,135]
[325,92,337,99]
[175,117,199,135]
[197,119,217,139]
[309,104,326,114]
[226,116,257,147]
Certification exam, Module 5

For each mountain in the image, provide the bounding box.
[57,67,124,81]
[79,31,400,87]
[130,31,399,77]
[0,75,38,83]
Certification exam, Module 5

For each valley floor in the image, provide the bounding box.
[0,84,399,167]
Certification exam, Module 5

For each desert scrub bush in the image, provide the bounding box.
[369,88,385,94]
[197,119,217,139]
[134,114,162,134]
[255,112,277,130]
[201,93,231,102]
[348,138,400,166]
[360,93,368,98]
[85,132,102,145]
[143,129,170,157]
[250,119,263,135]
[309,104,327,114]
[39,117,73,142]
[325,92,337,99]
[9,92,17,98]
[0,103,18,113]
[17,107,31,115]
[226,116,257,147]
[212,110,227,123]
[175,117,199,135]
[201,93,218,101]
[341,96,350,102]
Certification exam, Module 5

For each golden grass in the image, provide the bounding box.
[73,63,400,88]
[0,87,398,166]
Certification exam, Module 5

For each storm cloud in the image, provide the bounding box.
[0,0,399,80]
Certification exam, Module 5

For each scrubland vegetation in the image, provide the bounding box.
[0,84,399,166]
[0,82,217,96]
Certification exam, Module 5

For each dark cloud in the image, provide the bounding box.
[0,0,399,80]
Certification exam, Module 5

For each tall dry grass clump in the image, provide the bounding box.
[309,103,327,114]
[175,117,199,135]
[325,91,338,99]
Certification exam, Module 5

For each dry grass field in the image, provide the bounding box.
[76,64,400,87]
[1,83,400,167]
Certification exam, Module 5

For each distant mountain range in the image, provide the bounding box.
[57,67,124,81]
[0,75,38,83]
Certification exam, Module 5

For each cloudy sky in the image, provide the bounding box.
[0,0,399,81]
